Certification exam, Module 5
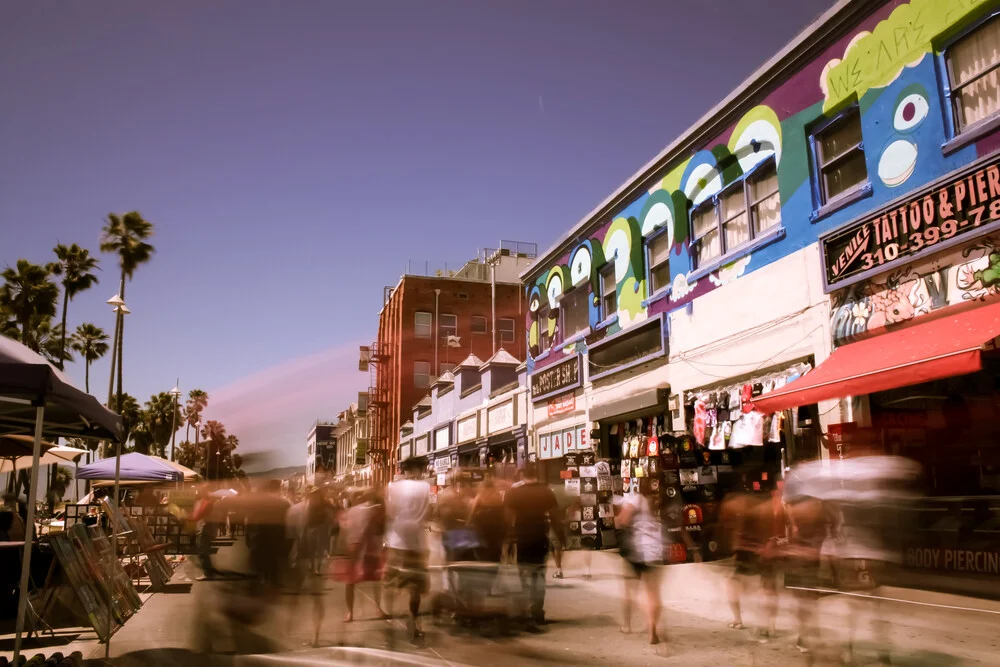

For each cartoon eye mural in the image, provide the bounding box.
[639,189,675,243]
[728,105,782,174]
[892,84,929,133]
[569,244,592,287]
[602,217,640,284]
[878,84,929,188]
[545,267,566,310]
[528,285,541,313]
[681,146,741,207]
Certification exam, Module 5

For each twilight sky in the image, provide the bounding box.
[0,0,834,468]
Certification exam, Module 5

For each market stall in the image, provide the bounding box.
[0,336,122,662]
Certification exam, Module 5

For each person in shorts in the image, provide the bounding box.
[384,459,431,642]
[503,462,563,630]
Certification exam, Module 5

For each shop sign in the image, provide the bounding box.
[547,393,576,418]
[415,434,429,457]
[487,400,514,434]
[434,425,450,451]
[457,415,478,443]
[822,156,1000,291]
[434,456,451,474]
[588,315,666,381]
[531,354,581,402]
[539,424,585,460]
[827,422,856,465]
[905,547,1000,576]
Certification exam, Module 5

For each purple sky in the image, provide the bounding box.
[0,0,834,468]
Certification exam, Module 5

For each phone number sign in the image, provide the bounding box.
[822,157,1000,290]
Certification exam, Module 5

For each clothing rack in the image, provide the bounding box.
[684,361,812,405]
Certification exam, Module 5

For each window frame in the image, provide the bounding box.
[414,311,432,339]
[644,228,672,296]
[599,262,617,319]
[439,313,458,339]
[537,306,552,353]
[689,156,783,271]
[413,361,431,389]
[940,11,1000,146]
[558,284,590,342]
[807,104,870,210]
[438,362,455,377]
[471,315,488,334]
[498,317,516,344]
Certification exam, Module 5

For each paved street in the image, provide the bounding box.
[7,537,999,666]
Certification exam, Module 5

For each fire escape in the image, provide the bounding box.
[360,285,396,486]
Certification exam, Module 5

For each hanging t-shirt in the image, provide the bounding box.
[768,412,783,443]
[708,425,725,450]
[729,411,765,448]
[693,400,708,445]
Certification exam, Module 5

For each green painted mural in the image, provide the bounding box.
[822,0,992,113]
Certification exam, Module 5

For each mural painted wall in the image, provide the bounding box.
[832,233,1000,344]
[525,0,1000,373]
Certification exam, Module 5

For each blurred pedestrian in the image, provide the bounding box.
[719,484,785,639]
[337,488,386,622]
[615,485,664,644]
[306,486,335,575]
[503,462,562,630]
[246,480,291,588]
[193,486,220,581]
[384,460,432,642]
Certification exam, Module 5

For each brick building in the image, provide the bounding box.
[364,242,535,486]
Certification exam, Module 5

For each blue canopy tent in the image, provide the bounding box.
[76,452,184,483]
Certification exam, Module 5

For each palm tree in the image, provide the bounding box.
[186,389,209,444]
[49,244,100,370]
[0,260,59,348]
[100,211,155,412]
[70,323,109,393]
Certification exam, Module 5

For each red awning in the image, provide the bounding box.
[752,301,1000,413]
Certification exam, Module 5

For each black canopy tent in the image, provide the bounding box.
[0,337,122,661]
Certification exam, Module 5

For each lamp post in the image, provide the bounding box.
[169,382,181,462]
[103,294,129,661]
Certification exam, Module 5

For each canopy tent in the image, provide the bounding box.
[0,336,122,662]
[76,452,184,483]
[150,455,199,482]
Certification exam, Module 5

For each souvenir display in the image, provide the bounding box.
[49,532,116,642]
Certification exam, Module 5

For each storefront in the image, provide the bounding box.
[529,353,585,484]
[754,155,1000,589]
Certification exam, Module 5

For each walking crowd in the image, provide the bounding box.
[188,456,917,662]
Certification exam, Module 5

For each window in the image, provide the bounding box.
[600,263,617,318]
[646,232,671,294]
[439,313,457,338]
[414,312,432,339]
[439,362,455,377]
[750,161,781,234]
[499,318,515,344]
[414,361,431,388]
[946,15,1000,133]
[471,315,487,334]
[689,158,782,270]
[560,287,589,339]
[812,108,868,204]
[692,202,721,268]
[538,306,552,353]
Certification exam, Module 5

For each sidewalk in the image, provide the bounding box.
[8,541,1000,665]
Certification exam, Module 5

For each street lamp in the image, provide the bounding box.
[169,382,181,462]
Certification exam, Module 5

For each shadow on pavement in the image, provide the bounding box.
[0,631,81,652]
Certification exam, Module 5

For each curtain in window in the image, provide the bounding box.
[952,18,1000,128]
[721,189,749,249]
[751,168,781,233]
